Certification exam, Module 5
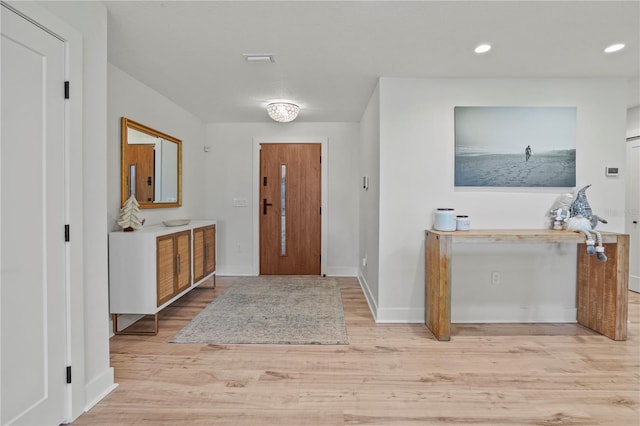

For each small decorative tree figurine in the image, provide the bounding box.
[117,195,144,232]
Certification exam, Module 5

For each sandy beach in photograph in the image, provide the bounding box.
[455,150,576,187]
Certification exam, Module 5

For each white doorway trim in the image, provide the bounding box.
[252,137,328,276]
[627,135,639,293]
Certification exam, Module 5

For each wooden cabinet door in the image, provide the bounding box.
[157,235,176,306]
[194,225,215,282]
[204,225,216,276]
[193,227,205,282]
[175,231,191,293]
[157,231,191,306]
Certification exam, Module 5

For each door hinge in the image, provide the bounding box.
[320,156,322,164]
[320,207,322,215]
[64,81,70,99]
[66,366,72,384]
[263,176,267,186]
[64,224,70,242]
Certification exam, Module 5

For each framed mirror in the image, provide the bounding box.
[121,117,182,209]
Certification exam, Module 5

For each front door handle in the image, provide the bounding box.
[263,198,273,215]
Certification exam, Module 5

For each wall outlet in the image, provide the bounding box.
[362,255,368,267]
[491,271,501,285]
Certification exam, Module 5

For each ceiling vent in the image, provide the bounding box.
[243,54,275,63]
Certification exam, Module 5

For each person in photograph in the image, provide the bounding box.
[525,145,532,161]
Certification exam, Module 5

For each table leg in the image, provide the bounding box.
[576,235,629,340]
[425,231,452,341]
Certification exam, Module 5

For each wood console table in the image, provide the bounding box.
[425,229,629,341]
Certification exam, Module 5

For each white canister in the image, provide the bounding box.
[456,215,470,231]
[434,208,456,231]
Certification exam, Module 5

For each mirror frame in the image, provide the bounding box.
[120,117,182,209]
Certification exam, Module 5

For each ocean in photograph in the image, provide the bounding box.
[455,149,576,187]
[453,106,577,187]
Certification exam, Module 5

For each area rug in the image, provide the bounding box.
[170,276,348,345]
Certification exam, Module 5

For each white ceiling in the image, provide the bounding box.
[104,1,640,123]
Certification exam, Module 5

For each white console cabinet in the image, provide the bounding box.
[109,220,216,334]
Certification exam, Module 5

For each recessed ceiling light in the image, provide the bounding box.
[604,43,625,53]
[474,44,492,54]
[243,54,275,63]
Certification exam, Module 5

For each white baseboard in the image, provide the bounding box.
[375,307,425,323]
[83,367,117,413]
[372,306,577,323]
[326,266,357,277]
[357,271,378,321]
[216,266,357,277]
[452,306,577,323]
[629,274,640,293]
[216,266,256,276]
[357,271,424,323]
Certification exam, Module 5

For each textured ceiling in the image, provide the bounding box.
[105,1,640,123]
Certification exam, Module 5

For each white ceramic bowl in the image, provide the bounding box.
[162,219,190,227]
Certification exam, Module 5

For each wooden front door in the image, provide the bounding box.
[260,143,321,275]
[128,144,155,203]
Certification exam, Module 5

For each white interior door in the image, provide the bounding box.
[628,138,640,293]
[1,5,69,425]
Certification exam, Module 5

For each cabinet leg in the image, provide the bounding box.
[194,273,216,290]
[113,313,159,336]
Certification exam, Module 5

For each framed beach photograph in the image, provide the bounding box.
[454,106,577,187]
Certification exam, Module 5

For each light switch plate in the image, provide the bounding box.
[232,197,248,207]
[605,166,619,177]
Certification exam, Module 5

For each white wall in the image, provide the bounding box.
[376,77,628,322]
[205,122,359,276]
[358,84,381,318]
[107,64,207,229]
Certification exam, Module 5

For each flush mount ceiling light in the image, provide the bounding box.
[266,102,300,122]
[604,43,625,53]
[474,43,492,54]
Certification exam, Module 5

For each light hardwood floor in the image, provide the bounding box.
[75,277,640,425]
